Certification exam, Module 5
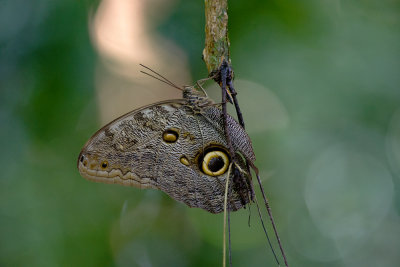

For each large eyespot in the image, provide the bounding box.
[201,150,229,176]
[101,161,108,169]
[162,128,179,143]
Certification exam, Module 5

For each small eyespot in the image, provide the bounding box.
[180,156,190,166]
[162,128,179,143]
[201,150,229,176]
[101,161,108,169]
[80,156,84,162]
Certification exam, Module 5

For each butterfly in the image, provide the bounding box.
[77,65,289,266]
[77,82,256,214]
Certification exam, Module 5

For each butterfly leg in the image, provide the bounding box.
[218,60,289,266]
[227,78,245,129]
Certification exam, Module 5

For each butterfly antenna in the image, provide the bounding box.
[139,64,182,90]
[140,70,182,90]
[254,194,280,266]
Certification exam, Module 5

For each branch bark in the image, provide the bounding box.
[203,0,230,75]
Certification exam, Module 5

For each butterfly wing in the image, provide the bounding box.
[78,100,254,213]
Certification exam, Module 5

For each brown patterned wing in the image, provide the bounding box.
[77,100,254,213]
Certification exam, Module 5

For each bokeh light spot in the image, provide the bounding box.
[304,144,393,260]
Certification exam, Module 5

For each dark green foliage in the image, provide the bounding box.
[1,0,399,266]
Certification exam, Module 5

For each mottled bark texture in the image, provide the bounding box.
[203,0,230,75]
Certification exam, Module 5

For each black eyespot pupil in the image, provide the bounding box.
[80,156,84,162]
[208,157,225,172]
[102,162,107,168]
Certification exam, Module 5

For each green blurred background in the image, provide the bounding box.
[1,0,399,266]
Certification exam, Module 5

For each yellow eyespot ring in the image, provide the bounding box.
[201,150,229,176]
[162,129,179,143]
[101,161,108,169]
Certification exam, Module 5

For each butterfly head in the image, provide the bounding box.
[182,86,214,110]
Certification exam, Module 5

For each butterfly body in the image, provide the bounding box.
[78,86,255,213]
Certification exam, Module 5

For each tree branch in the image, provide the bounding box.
[203,0,230,75]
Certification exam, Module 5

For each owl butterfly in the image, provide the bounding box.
[77,66,287,266]
[78,65,287,265]
[77,75,255,214]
